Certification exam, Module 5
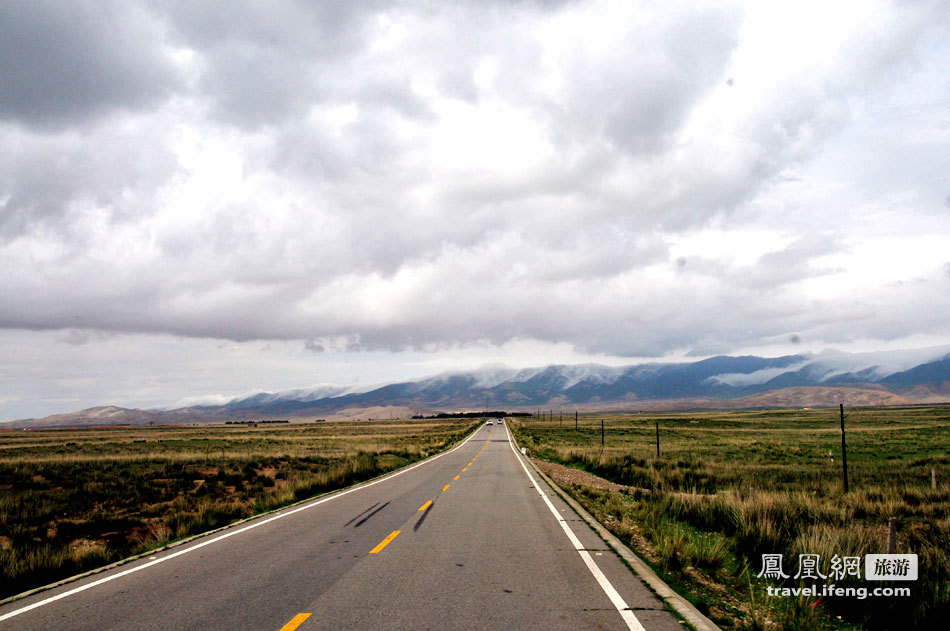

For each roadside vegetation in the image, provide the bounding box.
[0,419,477,599]
[510,407,949,631]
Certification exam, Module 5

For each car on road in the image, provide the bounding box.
[486,420,493,425]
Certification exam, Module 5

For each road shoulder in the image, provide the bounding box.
[527,459,723,631]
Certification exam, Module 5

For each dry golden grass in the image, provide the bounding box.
[0,419,478,599]
[512,406,950,630]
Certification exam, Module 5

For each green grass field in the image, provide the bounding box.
[0,419,477,600]
[510,406,950,631]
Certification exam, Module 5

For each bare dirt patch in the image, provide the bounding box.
[532,458,634,493]
[68,538,106,554]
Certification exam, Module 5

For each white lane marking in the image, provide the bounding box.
[505,426,646,631]
[0,425,487,623]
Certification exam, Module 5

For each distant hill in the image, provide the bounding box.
[6,349,950,428]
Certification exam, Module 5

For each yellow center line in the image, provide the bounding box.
[370,530,401,554]
[453,475,459,480]
[418,500,432,511]
[454,425,490,481]
[279,613,312,631]
[442,484,450,491]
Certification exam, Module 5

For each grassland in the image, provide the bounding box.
[0,419,477,600]
[509,406,949,631]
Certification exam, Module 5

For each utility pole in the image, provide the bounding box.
[840,403,849,493]
[601,418,605,446]
[655,421,660,458]
[575,411,578,431]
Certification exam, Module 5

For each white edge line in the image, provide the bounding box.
[505,426,646,631]
[0,425,485,623]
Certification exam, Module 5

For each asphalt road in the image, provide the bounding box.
[0,423,684,630]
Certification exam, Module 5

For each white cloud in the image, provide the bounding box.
[0,0,948,419]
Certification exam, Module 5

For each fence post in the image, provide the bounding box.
[575,411,578,431]
[655,421,660,458]
[887,518,897,553]
[933,466,937,490]
[601,418,605,446]
[840,403,849,493]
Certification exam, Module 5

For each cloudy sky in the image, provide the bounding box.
[1,0,948,420]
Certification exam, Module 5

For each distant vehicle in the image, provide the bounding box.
[486,420,493,425]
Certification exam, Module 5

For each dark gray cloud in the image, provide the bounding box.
[0,114,180,238]
[159,0,389,128]
[0,1,181,127]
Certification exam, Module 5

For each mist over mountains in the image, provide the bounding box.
[8,348,950,428]
[219,350,950,413]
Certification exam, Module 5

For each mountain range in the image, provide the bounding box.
[7,349,950,428]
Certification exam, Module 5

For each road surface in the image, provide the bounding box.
[0,422,685,630]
